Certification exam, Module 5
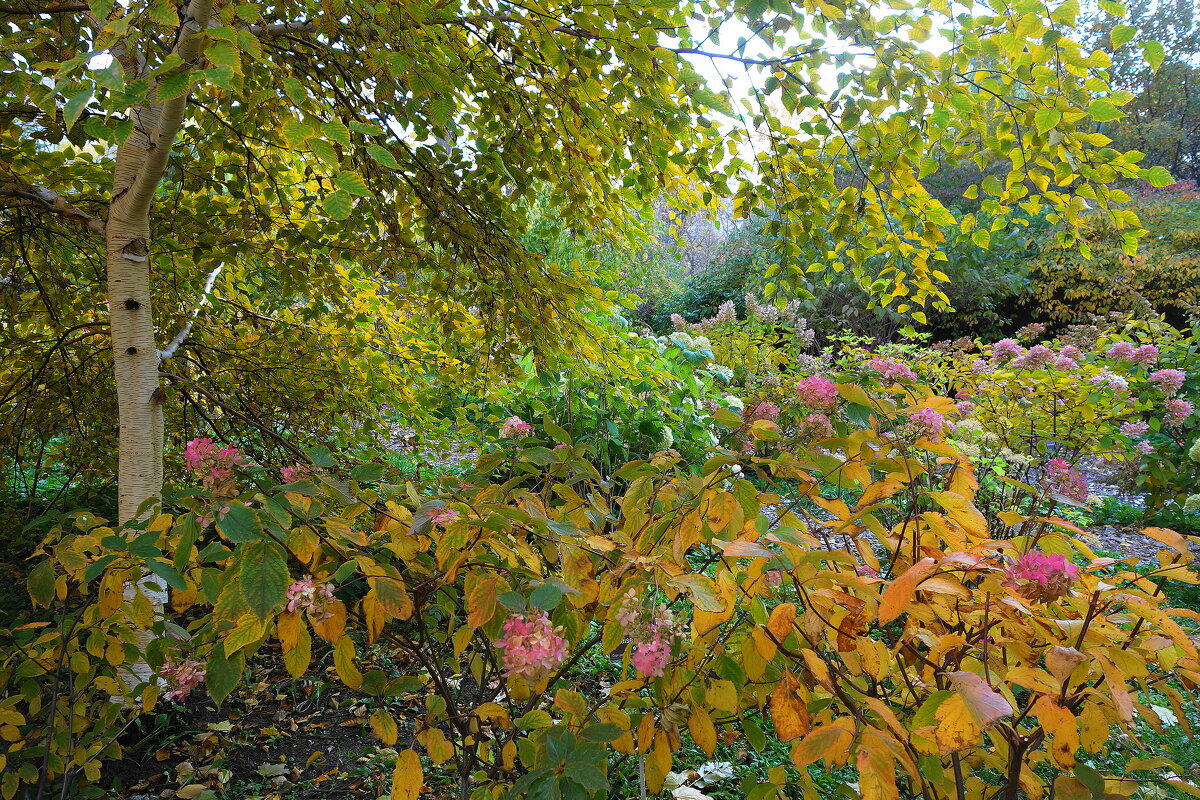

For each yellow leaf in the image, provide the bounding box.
[370,709,398,746]
[333,635,362,689]
[688,707,717,756]
[857,731,899,800]
[1033,695,1079,768]
[417,726,454,764]
[391,749,422,800]
[467,574,499,628]
[769,671,810,742]
[766,602,796,639]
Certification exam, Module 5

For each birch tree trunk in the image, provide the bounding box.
[106,0,214,689]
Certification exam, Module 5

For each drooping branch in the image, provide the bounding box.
[0,184,106,235]
[158,262,224,361]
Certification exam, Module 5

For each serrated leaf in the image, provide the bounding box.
[239,541,288,619]
[216,501,263,543]
[333,171,370,197]
[1110,24,1137,49]
[157,71,191,102]
[1089,99,1121,122]
[1035,107,1061,135]
[1145,165,1174,187]
[367,143,401,170]
[62,88,91,131]
[323,188,354,220]
[321,121,350,147]
[1141,40,1165,70]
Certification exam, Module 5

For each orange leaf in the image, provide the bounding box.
[1032,695,1079,768]
[766,602,797,639]
[769,670,810,742]
[878,557,937,623]
[466,575,498,629]
[791,719,855,768]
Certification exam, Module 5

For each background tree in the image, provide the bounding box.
[0,0,1168,529]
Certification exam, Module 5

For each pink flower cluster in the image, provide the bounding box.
[1004,551,1078,603]
[281,463,312,484]
[614,590,675,679]
[866,357,918,383]
[795,376,838,411]
[183,438,243,491]
[1043,458,1089,503]
[991,338,1024,363]
[1106,342,1159,364]
[797,411,835,442]
[161,658,206,702]
[1120,421,1150,438]
[499,416,534,439]
[747,401,781,422]
[495,611,569,682]
[286,575,335,616]
[1166,398,1195,427]
[428,507,459,528]
[908,407,946,442]
[1149,369,1187,394]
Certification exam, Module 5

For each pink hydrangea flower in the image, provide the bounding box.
[1050,355,1079,371]
[909,407,946,442]
[856,564,879,577]
[499,416,534,439]
[1149,369,1187,394]
[1004,551,1078,603]
[161,658,206,702]
[428,507,459,528]
[495,611,569,682]
[1106,342,1137,360]
[991,339,1024,363]
[1011,344,1055,370]
[1138,440,1155,454]
[798,411,834,441]
[747,401,781,422]
[764,570,784,587]
[631,633,672,678]
[795,376,839,411]
[1166,398,1195,427]
[614,593,675,679]
[1043,458,1089,503]
[1060,345,1084,361]
[956,400,976,416]
[1120,421,1150,438]
[867,357,918,383]
[1133,344,1160,364]
[286,575,335,616]
[183,437,243,492]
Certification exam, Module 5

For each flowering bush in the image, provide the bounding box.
[9,386,1200,800]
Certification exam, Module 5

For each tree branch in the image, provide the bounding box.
[125,0,215,218]
[0,2,87,14]
[0,184,106,235]
[158,262,223,361]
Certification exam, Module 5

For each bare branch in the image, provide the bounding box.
[158,262,223,361]
[0,3,87,14]
[1,184,106,235]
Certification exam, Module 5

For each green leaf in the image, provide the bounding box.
[206,40,240,71]
[303,445,335,468]
[367,143,401,170]
[1141,40,1165,70]
[428,96,454,127]
[216,501,263,543]
[350,462,385,482]
[1110,24,1137,49]
[238,540,289,619]
[27,559,55,608]
[321,120,350,147]
[1144,165,1174,187]
[62,88,91,131]
[157,71,191,102]
[146,559,187,592]
[334,171,370,197]
[205,647,243,706]
[324,188,354,220]
[1088,99,1121,122]
[1034,107,1061,135]
[530,583,562,611]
